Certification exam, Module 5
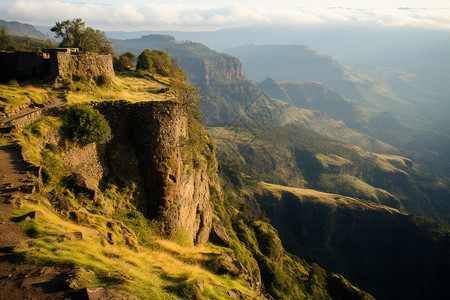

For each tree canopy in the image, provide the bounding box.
[51,19,113,55]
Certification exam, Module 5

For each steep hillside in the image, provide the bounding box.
[227,44,373,106]
[227,44,450,163]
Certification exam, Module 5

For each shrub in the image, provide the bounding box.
[7,79,20,88]
[63,105,112,144]
[136,49,153,71]
[114,52,136,71]
[96,74,113,87]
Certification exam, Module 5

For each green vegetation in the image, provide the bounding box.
[13,116,64,188]
[136,49,186,80]
[50,18,113,54]
[12,196,257,299]
[113,52,136,71]
[62,104,112,145]
[210,168,374,300]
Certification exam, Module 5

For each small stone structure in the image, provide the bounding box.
[0,48,114,81]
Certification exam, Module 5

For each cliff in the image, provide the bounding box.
[255,182,450,300]
[176,55,243,83]
[94,101,214,243]
[43,101,216,244]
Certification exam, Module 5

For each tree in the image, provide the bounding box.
[136,49,153,70]
[0,26,13,51]
[149,50,172,76]
[50,19,113,54]
[114,51,136,71]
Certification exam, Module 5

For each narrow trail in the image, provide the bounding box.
[0,89,66,192]
[0,90,71,299]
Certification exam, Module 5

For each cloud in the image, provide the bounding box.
[1,0,450,31]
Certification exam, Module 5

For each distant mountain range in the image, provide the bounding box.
[0,19,47,40]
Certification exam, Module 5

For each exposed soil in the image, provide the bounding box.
[0,203,71,300]
[0,92,73,299]
[0,146,72,299]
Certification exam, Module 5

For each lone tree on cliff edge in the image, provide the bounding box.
[51,19,113,55]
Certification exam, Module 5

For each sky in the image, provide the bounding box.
[1,0,450,31]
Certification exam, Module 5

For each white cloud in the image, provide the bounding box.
[1,0,450,31]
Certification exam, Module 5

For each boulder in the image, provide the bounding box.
[52,194,74,213]
[209,219,230,247]
[67,173,97,200]
[194,278,204,294]
[12,210,42,222]
[19,184,36,194]
[6,192,23,208]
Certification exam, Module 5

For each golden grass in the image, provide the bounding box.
[13,197,258,300]
[66,74,176,104]
[260,181,402,213]
[374,153,413,170]
[0,83,49,113]
[319,174,399,204]
[316,154,353,169]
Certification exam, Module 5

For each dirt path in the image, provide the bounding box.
[0,90,73,299]
[0,202,70,300]
[0,145,30,192]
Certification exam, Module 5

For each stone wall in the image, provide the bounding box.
[0,51,51,81]
[54,52,114,78]
[0,50,114,81]
[9,109,44,129]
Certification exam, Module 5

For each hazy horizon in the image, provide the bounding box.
[1,0,450,31]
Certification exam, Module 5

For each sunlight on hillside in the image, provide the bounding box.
[66,74,176,104]
[13,199,257,299]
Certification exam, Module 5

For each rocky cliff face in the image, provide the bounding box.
[50,101,217,244]
[177,55,243,83]
[92,101,214,244]
[255,183,450,300]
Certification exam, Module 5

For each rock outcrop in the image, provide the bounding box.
[91,101,214,244]
[178,55,243,83]
[209,219,231,247]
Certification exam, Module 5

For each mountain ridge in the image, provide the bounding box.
[0,19,47,40]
